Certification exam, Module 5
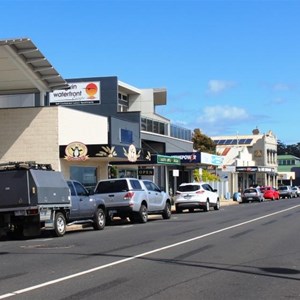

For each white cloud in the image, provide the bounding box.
[197,105,249,123]
[206,80,236,94]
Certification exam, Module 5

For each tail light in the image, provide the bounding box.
[196,190,205,194]
[124,191,135,200]
[27,209,39,215]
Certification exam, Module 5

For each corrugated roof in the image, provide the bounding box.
[0,38,69,95]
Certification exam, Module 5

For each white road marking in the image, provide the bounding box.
[1,204,299,299]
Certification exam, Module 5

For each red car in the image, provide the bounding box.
[262,186,279,200]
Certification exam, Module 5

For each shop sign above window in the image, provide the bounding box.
[65,142,89,161]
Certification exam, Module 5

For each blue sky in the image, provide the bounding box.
[1,0,299,144]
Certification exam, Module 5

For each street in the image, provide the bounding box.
[1,199,300,299]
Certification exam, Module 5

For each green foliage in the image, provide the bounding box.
[277,140,300,157]
[193,169,220,182]
[192,128,216,154]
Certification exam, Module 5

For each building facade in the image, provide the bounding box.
[212,128,278,195]
[277,154,300,186]
[0,38,223,195]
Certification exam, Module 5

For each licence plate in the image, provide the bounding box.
[40,210,51,219]
[248,197,253,200]
[14,210,26,216]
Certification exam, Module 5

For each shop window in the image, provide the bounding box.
[70,166,97,192]
[119,169,137,178]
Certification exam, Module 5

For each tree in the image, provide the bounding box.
[193,168,219,182]
[192,128,216,154]
[277,140,300,157]
[277,140,287,155]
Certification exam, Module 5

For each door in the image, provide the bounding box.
[73,181,95,219]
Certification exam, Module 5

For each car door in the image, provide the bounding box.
[142,180,157,211]
[73,181,95,218]
[67,181,80,219]
[202,184,218,204]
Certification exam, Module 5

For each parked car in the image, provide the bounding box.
[291,186,300,197]
[241,187,264,203]
[278,185,293,199]
[174,182,220,213]
[262,186,279,201]
[66,180,106,232]
[94,178,172,223]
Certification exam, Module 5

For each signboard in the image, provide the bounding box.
[236,166,258,172]
[156,155,181,165]
[49,81,100,105]
[173,169,179,177]
[138,168,154,176]
[64,141,89,161]
[201,152,224,166]
[169,152,200,163]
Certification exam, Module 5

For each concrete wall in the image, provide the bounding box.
[0,106,110,173]
[0,107,60,169]
[58,106,108,145]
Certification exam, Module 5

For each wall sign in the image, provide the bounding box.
[65,142,89,161]
[138,168,154,176]
[49,81,100,105]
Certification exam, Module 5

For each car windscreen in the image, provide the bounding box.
[178,185,201,192]
[244,189,257,193]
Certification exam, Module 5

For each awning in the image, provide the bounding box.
[0,38,69,95]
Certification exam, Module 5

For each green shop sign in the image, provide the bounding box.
[156,155,181,165]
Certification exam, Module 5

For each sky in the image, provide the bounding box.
[1,0,299,145]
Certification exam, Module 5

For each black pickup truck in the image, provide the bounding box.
[0,162,106,238]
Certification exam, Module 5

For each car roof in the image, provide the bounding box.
[179,182,209,186]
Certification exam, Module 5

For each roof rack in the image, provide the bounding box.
[0,161,53,171]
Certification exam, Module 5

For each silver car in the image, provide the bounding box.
[241,187,264,203]
[278,185,293,199]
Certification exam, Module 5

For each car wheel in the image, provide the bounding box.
[272,196,275,201]
[93,208,106,230]
[203,200,210,212]
[214,199,220,210]
[162,202,172,219]
[53,212,66,237]
[136,204,148,223]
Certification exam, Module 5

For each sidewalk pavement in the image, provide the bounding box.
[220,198,239,206]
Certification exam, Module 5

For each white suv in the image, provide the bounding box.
[175,182,220,213]
[94,178,172,223]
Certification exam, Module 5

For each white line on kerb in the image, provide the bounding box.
[1,204,299,299]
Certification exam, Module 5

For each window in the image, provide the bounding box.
[120,128,133,144]
[70,166,97,191]
[130,179,142,190]
[118,92,129,112]
[74,181,88,196]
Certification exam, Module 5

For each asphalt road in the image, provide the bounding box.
[1,198,300,299]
